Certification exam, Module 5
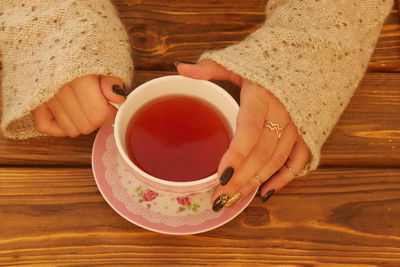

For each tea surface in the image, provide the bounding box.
[126,95,231,182]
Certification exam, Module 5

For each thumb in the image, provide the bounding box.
[99,75,127,104]
[176,59,242,86]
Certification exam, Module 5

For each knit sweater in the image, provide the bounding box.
[201,0,393,172]
[0,0,133,139]
[0,0,393,173]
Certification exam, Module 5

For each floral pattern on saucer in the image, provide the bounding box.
[92,121,257,235]
[103,135,222,227]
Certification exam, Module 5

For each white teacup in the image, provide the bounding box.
[113,75,239,195]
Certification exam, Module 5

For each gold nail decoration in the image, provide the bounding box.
[224,192,242,208]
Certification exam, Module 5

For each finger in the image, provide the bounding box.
[253,123,298,183]
[222,98,293,198]
[99,75,127,103]
[216,81,269,181]
[56,83,98,135]
[34,104,68,137]
[213,122,297,204]
[47,97,81,137]
[213,81,290,195]
[71,75,115,127]
[260,137,311,197]
[176,59,242,86]
[238,123,298,199]
[212,119,280,201]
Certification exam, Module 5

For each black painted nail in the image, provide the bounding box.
[262,189,275,202]
[174,61,195,68]
[220,167,234,186]
[112,85,127,97]
[212,194,229,212]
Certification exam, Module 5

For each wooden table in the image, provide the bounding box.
[1,1,399,265]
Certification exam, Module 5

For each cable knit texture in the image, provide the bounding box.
[0,0,133,139]
[201,0,393,173]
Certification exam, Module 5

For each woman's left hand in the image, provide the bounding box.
[176,59,311,211]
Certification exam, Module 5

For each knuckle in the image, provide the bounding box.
[228,147,246,163]
[80,125,96,135]
[272,153,287,168]
[35,122,48,134]
[89,115,103,127]
[65,127,81,138]
[89,108,108,126]
[250,177,263,188]
[68,131,81,138]
[34,118,50,134]
[229,180,244,191]
[257,146,272,160]
[252,149,270,168]
[295,141,311,160]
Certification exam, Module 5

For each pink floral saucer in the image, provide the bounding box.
[91,119,257,235]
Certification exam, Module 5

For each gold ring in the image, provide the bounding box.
[254,175,264,184]
[263,120,282,139]
[224,192,242,208]
[285,164,297,176]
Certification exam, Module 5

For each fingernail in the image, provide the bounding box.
[224,192,242,208]
[262,189,275,202]
[219,167,234,186]
[212,194,229,212]
[112,85,127,97]
[174,61,195,67]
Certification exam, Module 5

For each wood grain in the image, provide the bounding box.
[321,72,400,167]
[0,1,399,266]
[0,167,399,266]
[113,0,400,72]
[369,8,400,72]
[0,1,399,72]
[1,71,399,167]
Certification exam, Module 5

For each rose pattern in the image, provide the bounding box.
[142,189,159,201]
[134,186,159,204]
[176,196,200,213]
[176,197,190,206]
[100,132,225,228]
[133,186,201,213]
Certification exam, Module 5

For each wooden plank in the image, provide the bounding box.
[321,72,400,167]
[369,8,400,72]
[113,0,400,72]
[0,1,398,72]
[0,71,399,167]
[0,0,400,72]
[0,167,399,265]
[398,0,400,16]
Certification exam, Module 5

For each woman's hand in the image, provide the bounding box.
[176,60,311,211]
[34,75,127,137]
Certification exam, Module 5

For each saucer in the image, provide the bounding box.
[91,119,257,235]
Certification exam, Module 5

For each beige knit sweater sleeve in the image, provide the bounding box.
[201,0,393,173]
[0,0,133,139]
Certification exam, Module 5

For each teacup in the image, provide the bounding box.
[113,75,239,195]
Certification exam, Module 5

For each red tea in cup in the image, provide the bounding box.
[126,95,231,182]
